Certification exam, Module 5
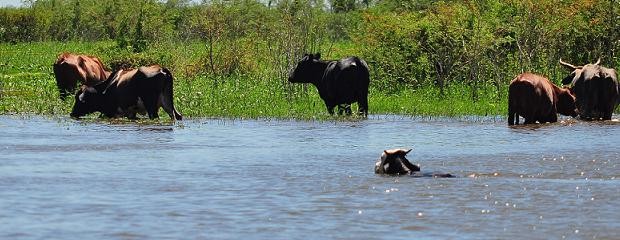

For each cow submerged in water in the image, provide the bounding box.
[559,59,619,120]
[70,65,182,120]
[508,73,577,125]
[375,148,454,178]
[53,53,110,100]
[288,53,370,116]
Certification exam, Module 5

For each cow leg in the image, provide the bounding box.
[508,105,519,125]
[326,102,336,115]
[337,105,345,115]
[512,109,520,125]
[358,95,368,117]
[507,101,516,125]
[336,105,351,115]
[59,88,71,101]
[57,78,77,100]
[509,109,520,125]
[539,113,557,124]
[549,114,558,123]
[603,104,614,120]
[126,111,138,120]
[141,94,160,119]
[508,111,515,125]
[603,111,613,121]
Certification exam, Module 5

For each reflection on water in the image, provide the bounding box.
[0,115,618,239]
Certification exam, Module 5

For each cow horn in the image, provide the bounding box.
[405,149,412,155]
[559,58,580,70]
[593,58,601,65]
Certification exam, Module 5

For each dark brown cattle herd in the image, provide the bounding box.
[52,52,618,177]
[509,59,619,125]
[54,52,619,125]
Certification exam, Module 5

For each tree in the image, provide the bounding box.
[71,0,81,39]
[331,0,355,12]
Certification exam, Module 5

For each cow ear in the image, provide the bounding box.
[314,53,321,60]
[87,86,98,94]
[561,73,575,86]
[303,54,312,61]
[78,91,87,103]
[79,87,97,102]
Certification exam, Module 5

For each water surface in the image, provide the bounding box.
[1,115,619,239]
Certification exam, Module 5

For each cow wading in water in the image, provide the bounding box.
[71,65,182,120]
[288,53,370,116]
[508,73,577,125]
[375,148,454,178]
[559,59,619,120]
[53,53,111,100]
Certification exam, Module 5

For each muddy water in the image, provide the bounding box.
[0,115,618,239]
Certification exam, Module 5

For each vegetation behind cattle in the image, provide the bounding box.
[0,0,618,118]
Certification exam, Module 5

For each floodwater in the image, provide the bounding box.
[1,115,618,239]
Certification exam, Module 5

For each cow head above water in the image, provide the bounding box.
[375,148,420,175]
[70,85,104,118]
[288,53,322,84]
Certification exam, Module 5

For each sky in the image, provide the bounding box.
[0,0,24,7]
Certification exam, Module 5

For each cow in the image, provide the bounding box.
[559,59,619,120]
[53,53,111,100]
[70,65,182,120]
[288,53,370,116]
[508,73,577,125]
[375,148,454,177]
[375,149,419,175]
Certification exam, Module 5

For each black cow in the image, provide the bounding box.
[288,53,370,116]
[560,59,619,120]
[70,65,182,120]
[375,149,419,175]
[375,148,454,178]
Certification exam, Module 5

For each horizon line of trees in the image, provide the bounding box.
[1,0,619,99]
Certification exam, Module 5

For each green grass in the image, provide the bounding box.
[0,41,507,119]
[370,85,506,116]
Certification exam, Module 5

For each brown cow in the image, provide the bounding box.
[508,73,577,125]
[70,65,182,120]
[53,53,111,100]
[559,59,619,120]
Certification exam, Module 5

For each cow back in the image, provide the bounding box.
[323,57,370,103]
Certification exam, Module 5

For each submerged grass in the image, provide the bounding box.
[0,41,507,120]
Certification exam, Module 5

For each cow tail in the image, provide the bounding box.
[161,68,183,120]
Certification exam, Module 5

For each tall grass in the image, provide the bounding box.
[0,41,506,119]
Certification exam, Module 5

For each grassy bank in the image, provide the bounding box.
[0,41,506,119]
